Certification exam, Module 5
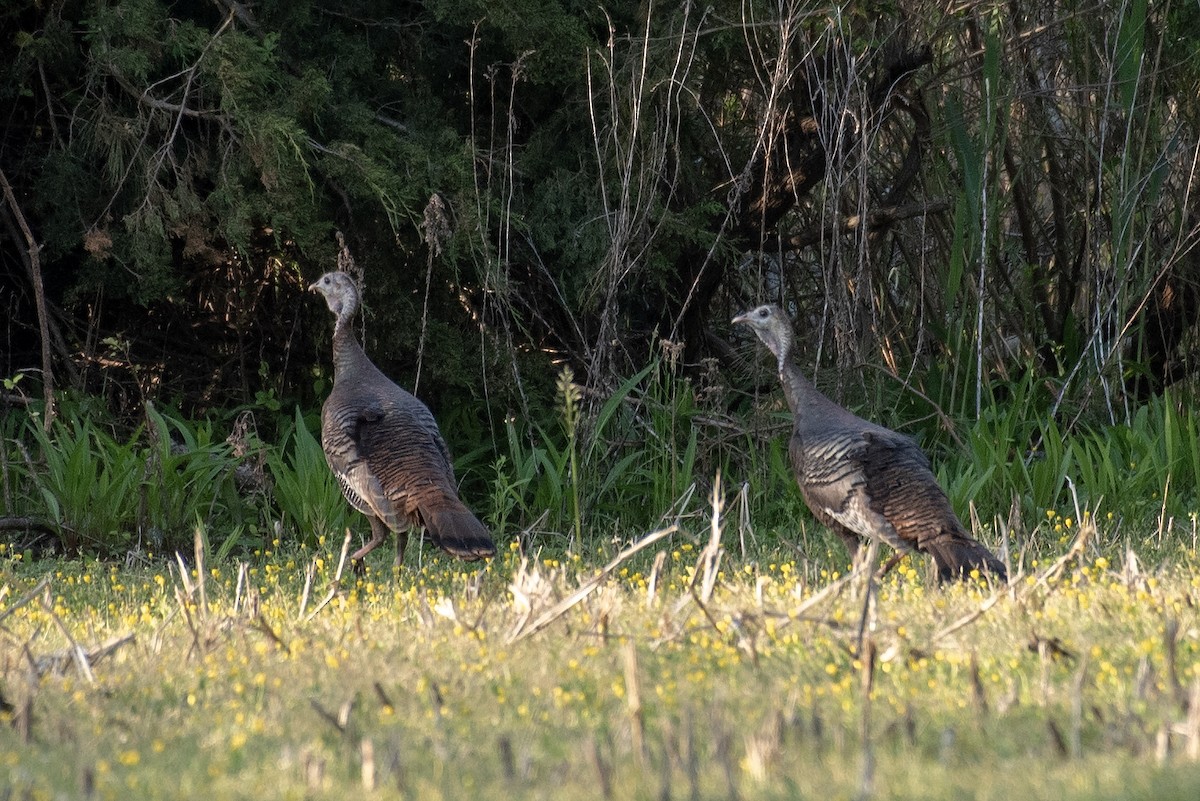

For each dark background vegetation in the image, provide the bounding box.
[2,0,1200,558]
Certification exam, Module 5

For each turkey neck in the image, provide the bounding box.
[773,328,815,415]
[330,301,372,381]
[779,359,817,415]
[778,353,851,426]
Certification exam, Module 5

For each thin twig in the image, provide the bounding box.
[39,591,95,683]
[0,574,51,626]
[622,640,647,765]
[303,528,354,622]
[509,526,676,643]
[194,526,207,619]
[0,168,54,427]
[931,516,1091,647]
[253,612,291,655]
[175,586,203,661]
[298,559,316,619]
[695,471,725,604]
[767,556,875,638]
[174,551,195,597]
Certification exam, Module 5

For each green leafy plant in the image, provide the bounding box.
[558,367,584,547]
[265,408,355,547]
[138,404,257,554]
[491,354,716,544]
[14,403,262,556]
[27,417,142,552]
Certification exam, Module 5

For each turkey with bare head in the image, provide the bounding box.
[734,303,1007,583]
[310,271,496,568]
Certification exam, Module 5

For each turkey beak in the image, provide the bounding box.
[307,281,319,293]
[731,311,750,325]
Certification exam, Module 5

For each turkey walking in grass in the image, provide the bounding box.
[733,303,1007,583]
[310,271,496,568]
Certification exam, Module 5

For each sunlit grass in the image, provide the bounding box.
[1,517,1199,801]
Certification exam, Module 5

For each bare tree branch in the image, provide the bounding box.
[782,200,951,251]
[210,0,261,34]
[0,168,55,429]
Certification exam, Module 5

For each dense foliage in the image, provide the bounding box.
[4,1,1198,415]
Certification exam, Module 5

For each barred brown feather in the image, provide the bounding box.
[733,303,1007,583]
[311,271,496,566]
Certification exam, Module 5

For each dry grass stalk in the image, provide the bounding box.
[253,612,289,654]
[1164,617,1185,705]
[309,697,354,735]
[194,525,207,617]
[623,639,647,765]
[645,549,667,607]
[297,559,316,619]
[1069,657,1089,759]
[713,722,740,801]
[508,525,676,642]
[303,527,354,622]
[26,631,135,679]
[302,748,325,790]
[175,586,203,660]
[854,560,878,801]
[969,651,989,715]
[736,481,754,559]
[39,588,94,683]
[360,737,376,790]
[766,554,871,637]
[173,551,195,597]
[0,574,50,626]
[587,735,613,800]
[1187,679,1200,762]
[497,735,515,781]
[696,472,725,604]
[931,502,1096,648]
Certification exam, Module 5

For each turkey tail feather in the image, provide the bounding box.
[925,537,1008,583]
[421,501,496,561]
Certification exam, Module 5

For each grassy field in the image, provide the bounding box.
[1,514,1199,801]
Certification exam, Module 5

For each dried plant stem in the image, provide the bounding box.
[298,559,317,619]
[510,525,676,643]
[360,738,376,790]
[0,167,54,428]
[0,574,51,626]
[588,736,613,800]
[932,512,1094,647]
[194,525,207,618]
[623,639,647,765]
[175,586,203,660]
[303,528,354,622]
[695,471,725,604]
[40,591,95,683]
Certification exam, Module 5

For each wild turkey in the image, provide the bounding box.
[310,271,496,567]
[733,304,1007,583]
